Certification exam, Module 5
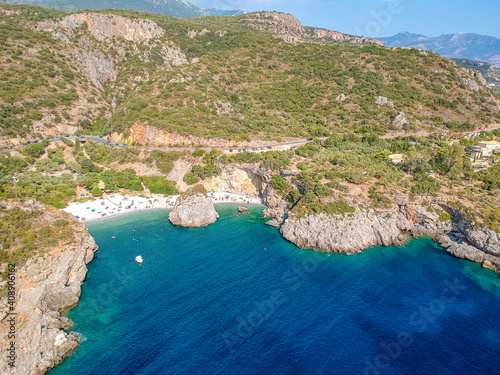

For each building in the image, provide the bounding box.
[389,154,405,164]
[477,141,500,158]
[470,146,483,162]
[478,141,500,150]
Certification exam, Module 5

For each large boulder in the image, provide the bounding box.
[169,186,219,227]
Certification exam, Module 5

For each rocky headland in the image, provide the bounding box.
[0,200,98,375]
[207,163,500,274]
[168,186,219,227]
[265,191,500,273]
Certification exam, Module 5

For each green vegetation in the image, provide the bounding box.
[0,205,75,284]
[0,3,498,141]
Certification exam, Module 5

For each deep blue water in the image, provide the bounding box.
[49,205,500,375]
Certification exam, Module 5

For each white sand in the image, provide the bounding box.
[62,192,263,223]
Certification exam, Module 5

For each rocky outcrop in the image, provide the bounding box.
[243,12,384,47]
[335,93,346,102]
[169,186,219,227]
[203,163,262,196]
[51,13,165,44]
[461,78,480,91]
[436,217,500,272]
[280,209,407,254]
[125,123,271,148]
[375,95,393,106]
[0,200,98,375]
[392,112,408,129]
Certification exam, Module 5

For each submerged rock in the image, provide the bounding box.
[238,206,249,212]
[169,186,219,227]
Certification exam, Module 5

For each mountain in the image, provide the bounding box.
[379,31,500,67]
[0,0,244,18]
[0,3,498,144]
[203,8,246,17]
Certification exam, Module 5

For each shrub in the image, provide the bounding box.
[270,174,289,192]
[183,173,199,185]
[91,186,103,196]
[439,212,451,222]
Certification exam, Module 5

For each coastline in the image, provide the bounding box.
[63,191,264,224]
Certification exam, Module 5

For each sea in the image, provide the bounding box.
[49,205,500,375]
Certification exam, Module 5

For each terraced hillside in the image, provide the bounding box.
[0,3,499,147]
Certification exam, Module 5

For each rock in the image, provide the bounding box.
[52,13,165,44]
[216,102,233,115]
[282,34,298,45]
[265,218,282,228]
[280,210,406,254]
[375,95,393,106]
[244,11,383,46]
[335,93,346,102]
[168,186,219,227]
[238,206,249,212]
[0,200,98,375]
[392,112,408,129]
[461,78,480,91]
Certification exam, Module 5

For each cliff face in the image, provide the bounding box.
[122,123,275,148]
[37,12,189,91]
[276,197,499,272]
[169,186,219,227]
[0,200,98,375]
[202,163,262,196]
[243,12,384,46]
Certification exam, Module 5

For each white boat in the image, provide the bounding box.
[135,255,143,263]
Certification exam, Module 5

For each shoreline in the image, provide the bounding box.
[62,192,264,224]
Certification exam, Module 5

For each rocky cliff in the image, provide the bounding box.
[169,186,219,227]
[117,123,281,148]
[202,163,263,196]
[0,200,98,375]
[276,197,499,272]
[243,12,384,46]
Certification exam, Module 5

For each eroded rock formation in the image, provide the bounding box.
[168,186,219,227]
[0,200,98,375]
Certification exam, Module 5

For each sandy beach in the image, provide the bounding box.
[62,191,263,223]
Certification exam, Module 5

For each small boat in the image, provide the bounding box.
[111,236,116,239]
[135,255,143,263]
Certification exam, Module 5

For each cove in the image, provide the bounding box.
[49,205,500,375]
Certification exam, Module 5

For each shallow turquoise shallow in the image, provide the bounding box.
[49,205,500,375]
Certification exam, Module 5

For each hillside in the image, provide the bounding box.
[0,3,499,146]
[453,58,500,94]
[380,31,500,67]
[0,0,244,18]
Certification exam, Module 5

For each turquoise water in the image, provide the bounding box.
[49,205,500,375]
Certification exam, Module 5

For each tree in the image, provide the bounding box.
[80,158,95,172]
[91,186,102,196]
[494,209,500,222]
[484,206,492,220]
[270,174,289,192]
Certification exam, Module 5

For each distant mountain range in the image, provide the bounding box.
[1,0,246,18]
[379,32,500,67]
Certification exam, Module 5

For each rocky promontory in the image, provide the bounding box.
[259,180,499,273]
[0,200,98,375]
[168,186,219,227]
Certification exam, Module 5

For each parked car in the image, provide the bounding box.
[229,149,233,152]
[307,138,314,141]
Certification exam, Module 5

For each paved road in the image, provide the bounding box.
[1,127,498,154]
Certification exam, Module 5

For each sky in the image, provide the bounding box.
[190,0,500,39]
